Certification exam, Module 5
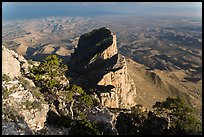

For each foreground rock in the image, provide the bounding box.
[2,44,118,135]
[2,45,49,134]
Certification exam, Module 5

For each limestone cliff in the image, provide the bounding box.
[98,54,137,108]
[69,27,137,109]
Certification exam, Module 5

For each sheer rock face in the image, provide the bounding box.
[98,54,137,109]
[100,34,118,60]
[69,27,137,109]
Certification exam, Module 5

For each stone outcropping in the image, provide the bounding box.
[2,45,31,79]
[87,106,118,135]
[2,45,21,79]
[69,27,137,109]
[2,45,49,134]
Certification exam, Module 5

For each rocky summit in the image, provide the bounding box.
[69,27,137,109]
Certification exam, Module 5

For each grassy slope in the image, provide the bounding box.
[126,57,202,112]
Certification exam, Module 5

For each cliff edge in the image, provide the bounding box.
[69,27,137,109]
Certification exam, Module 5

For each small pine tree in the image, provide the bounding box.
[153,96,202,135]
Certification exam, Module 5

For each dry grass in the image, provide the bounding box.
[126,57,202,111]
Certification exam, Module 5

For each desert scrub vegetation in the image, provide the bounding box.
[21,100,42,110]
[2,105,19,122]
[55,84,97,134]
[29,54,94,109]
[30,86,46,103]
[30,55,67,76]
[2,74,11,82]
[29,55,67,93]
[64,84,93,108]
[2,87,10,99]
[152,96,202,135]
[18,76,31,89]
[116,96,202,135]
[68,110,101,135]
[28,54,100,134]
[2,85,18,99]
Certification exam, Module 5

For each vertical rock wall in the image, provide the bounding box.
[69,28,137,109]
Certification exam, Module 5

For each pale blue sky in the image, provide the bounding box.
[2,2,202,20]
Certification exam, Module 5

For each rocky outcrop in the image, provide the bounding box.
[2,45,49,134]
[2,119,32,135]
[98,55,137,109]
[69,27,137,109]
[2,45,21,79]
[87,106,118,135]
[69,27,114,74]
[2,45,31,79]
[2,78,49,133]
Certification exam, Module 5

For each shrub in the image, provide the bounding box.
[2,74,11,82]
[21,100,42,110]
[70,84,84,94]
[64,84,93,108]
[115,96,201,135]
[116,110,146,135]
[34,74,43,82]
[18,76,30,89]
[153,96,202,135]
[61,91,74,103]
[75,111,101,135]
[79,93,93,108]
[64,85,70,90]
[2,85,17,99]
[29,54,68,93]
[30,87,45,103]
[45,79,60,89]
[2,105,18,122]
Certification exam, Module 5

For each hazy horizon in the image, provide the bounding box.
[2,2,202,20]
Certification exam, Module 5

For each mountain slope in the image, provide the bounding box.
[126,57,202,114]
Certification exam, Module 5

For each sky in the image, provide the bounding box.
[2,2,202,20]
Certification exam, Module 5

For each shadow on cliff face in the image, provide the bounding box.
[67,54,118,93]
[46,110,72,128]
[68,27,113,74]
